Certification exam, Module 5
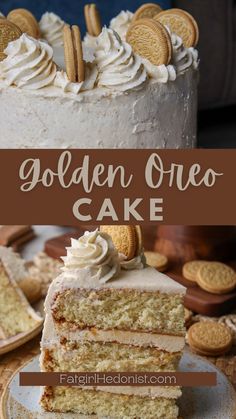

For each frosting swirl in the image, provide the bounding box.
[94,28,147,92]
[170,30,194,73]
[54,65,98,94]
[110,10,133,41]
[142,59,176,83]
[0,34,56,89]
[39,12,65,47]
[62,230,120,283]
[120,252,146,270]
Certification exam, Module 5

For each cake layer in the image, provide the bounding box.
[41,387,179,418]
[51,288,185,336]
[41,339,181,373]
[0,264,42,338]
[0,69,197,149]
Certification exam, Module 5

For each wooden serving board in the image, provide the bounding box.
[44,231,236,317]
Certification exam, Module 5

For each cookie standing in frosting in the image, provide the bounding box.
[0,33,57,89]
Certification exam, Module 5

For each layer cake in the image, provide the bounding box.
[40,228,186,418]
[0,5,199,148]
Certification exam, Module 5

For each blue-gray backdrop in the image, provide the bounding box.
[0,0,172,34]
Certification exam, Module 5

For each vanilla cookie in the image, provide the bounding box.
[100,226,136,260]
[144,251,168,272]
[132,3,162,22]
[0,18,22,61]
[183,260,207,282]
[126,18,172,66]
[188,321,233,356]
[196,262,236,295]
[154,8,198,48]
[84,4,102,36]
[8,8,40,38]
[63,25,85,83]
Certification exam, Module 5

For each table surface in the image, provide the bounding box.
[0,226,235,401]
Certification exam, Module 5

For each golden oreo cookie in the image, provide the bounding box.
[183,260,207,282]
[63,25,85,83]
[84,4,102,36]
[154,8,198,48]
[0,18,22,61]
[132,3,162,22]
[196,262,236,295]
[7,8,40,39]
[126,18,172,66]
[100,225,136,260]
[144,251,168,272]
[188,321,233,356]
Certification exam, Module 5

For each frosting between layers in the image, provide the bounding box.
[0,34,56,89]
[42,314,185,352]
[61,230,120,283]
[40,12,65,47]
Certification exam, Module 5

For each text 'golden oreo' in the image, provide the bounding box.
[63,25,85,83]
[154,8,199,48]
[84,4,102,36]
[132,3,162,22]
[0,18,22,61]
[7,8,40,39]
[126,18,172,66]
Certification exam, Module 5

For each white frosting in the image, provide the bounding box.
[94,28,147,92]
[39,12,65,47]
[0,34,56,89]
[142,59,177,83]
[54,65,98,94]
[61,230,120,284]
[0,11,4,17]
[110,10,133,41]
[120,252,146,270]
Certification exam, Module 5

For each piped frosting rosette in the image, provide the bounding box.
[0,33,56,89]
[93,28,147,92]
[110,10,133,41]
[39,12,65,47]
[61,230,120,284]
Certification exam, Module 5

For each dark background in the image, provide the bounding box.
[0,0,235,148]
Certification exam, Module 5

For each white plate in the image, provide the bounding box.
[0,322,43,356]
[1,351,236,419]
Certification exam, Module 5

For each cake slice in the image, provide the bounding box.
[40,228,186,418]
[0,247,42,339]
